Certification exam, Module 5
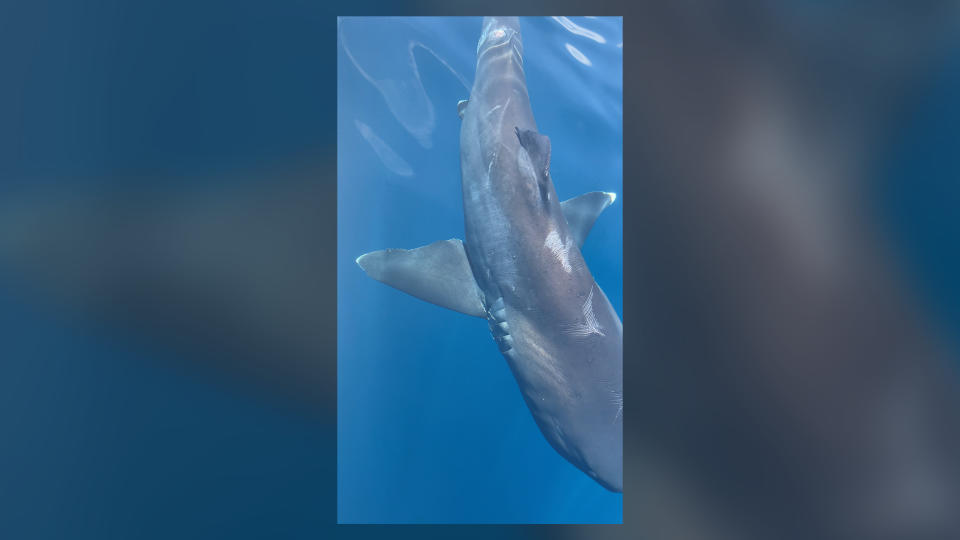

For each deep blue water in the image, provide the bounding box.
[337,17,623,523]
[0,3,334,538]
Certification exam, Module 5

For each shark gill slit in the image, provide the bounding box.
[486,294,513,352]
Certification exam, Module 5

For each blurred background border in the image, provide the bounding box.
[2,1,960,539]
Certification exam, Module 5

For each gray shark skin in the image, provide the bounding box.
[357,17,623,492]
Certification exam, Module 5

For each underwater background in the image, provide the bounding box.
[337,17,623,523]
[2,3,960,539]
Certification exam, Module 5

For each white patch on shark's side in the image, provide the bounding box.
[495,96,511,137]
[564,286,606,338]
[544,230,573,273]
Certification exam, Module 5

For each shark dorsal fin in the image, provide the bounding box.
[561,191,617,248]
[356,238,485,317]
[515,127,551,177]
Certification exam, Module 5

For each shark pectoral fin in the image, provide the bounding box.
[356,238,486,317]
[561,191,618,248]
[515,127,551,175]
[457,100,469,119]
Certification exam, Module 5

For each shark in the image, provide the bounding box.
[356,16,623,492]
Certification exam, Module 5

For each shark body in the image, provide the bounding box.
[357,17,622,492]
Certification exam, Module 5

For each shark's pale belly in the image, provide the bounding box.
[478,268,623,492]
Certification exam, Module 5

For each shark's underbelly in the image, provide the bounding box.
[483,285,621,488]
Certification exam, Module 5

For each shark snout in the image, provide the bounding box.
[482,16,521,34]
[477,17,524,59]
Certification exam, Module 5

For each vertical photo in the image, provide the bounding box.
[337,16,622,523]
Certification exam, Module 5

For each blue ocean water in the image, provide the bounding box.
[337,17,623,523]
[0,3,335,538]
